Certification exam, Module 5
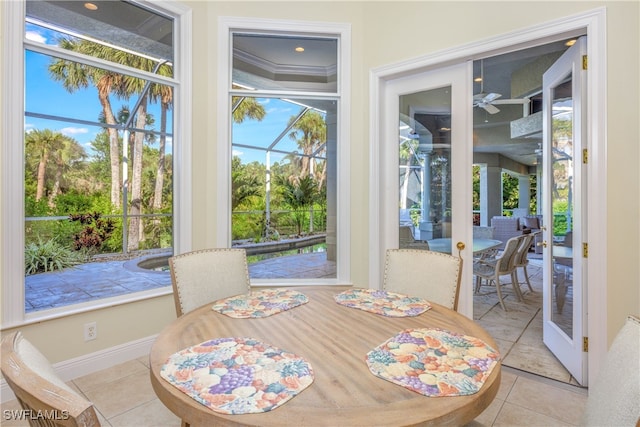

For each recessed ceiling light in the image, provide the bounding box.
[295,47,305,53]
[565,39,577,47]
[84,2,98,10]
[474,77,483,82]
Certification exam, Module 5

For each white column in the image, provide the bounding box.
[480,165,503,226]
[518,175,530,211]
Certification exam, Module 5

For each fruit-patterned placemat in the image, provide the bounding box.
[212,289,309,318]
[161,337,314,414]
[366,328,500,396]
[334,288,431,317]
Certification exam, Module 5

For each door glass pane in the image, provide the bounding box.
[399,87,452,251]
[550,77,574,337]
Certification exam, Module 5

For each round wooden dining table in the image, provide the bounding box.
[150,286,501,426]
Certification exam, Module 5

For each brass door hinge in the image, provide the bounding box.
[582,55,588,70]
[583,336,589,352]
[583,148,588,164]
[583,242,588,258]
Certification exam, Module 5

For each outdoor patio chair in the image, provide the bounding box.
[582,315,640,426]
[169,248,251,316]
[473,226,499,261]
[472,225,495,239]
[398,226,430,250]
[473,236,523,311]
[383,249,462,310]
[513,232,538,293]
[1,331,101,427]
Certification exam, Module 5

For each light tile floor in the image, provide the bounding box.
[1,357,587,426]
[474,258,580,385]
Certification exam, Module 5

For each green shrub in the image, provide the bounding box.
[25,239,87,275]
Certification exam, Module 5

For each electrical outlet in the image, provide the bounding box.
[84,322,97,341]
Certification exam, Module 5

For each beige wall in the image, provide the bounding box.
[1,1,638,371]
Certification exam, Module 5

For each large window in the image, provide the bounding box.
[219,19,351,283]
[2,0,190,323]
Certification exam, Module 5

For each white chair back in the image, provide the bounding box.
[497,236,521,274]
[582,315,640,426]
[383,249,462,310]
[514,233,534,266]
[1,331,101,427]
[169,248,251,316]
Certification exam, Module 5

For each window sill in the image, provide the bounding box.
[1,287,174,330]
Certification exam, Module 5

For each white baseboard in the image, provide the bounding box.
[1,334,158,404]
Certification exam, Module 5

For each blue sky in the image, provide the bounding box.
[232,98,310,165]
[25,24,172,159]
[25,23,319,166]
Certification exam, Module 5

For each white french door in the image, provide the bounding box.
[379,62,474,316]
[541,37,588,385]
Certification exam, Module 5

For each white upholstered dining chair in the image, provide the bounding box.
[169,248,251,316]
[1,331,101,427]
[383,249,462,310]
[582,315,640,426]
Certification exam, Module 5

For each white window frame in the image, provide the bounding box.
[1,0,192,327]
[217,17,351,286]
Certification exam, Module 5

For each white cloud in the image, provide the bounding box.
[25,31,47,44]
[232,149,243,157]
[266,106,293,114]
[60,127,89,136]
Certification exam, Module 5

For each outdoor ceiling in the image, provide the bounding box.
[26,0,174,61]
[232,33,338,94]
[472,40,572,167]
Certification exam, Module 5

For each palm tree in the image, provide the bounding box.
[47,135,87,208]
[283,151,304,174]
[231,91,266,124]
[287,110,326,181]
[278,175,318,235]
[150,82,173,210]
[49,38,125,209]
[285,110,327,233]
[230,95,267,240]
[24,129,66,202]
[127,105,149,250]
[231,156,262,211]
[50,37,174,251]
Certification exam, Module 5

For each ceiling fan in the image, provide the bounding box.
[473,59,530,114]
